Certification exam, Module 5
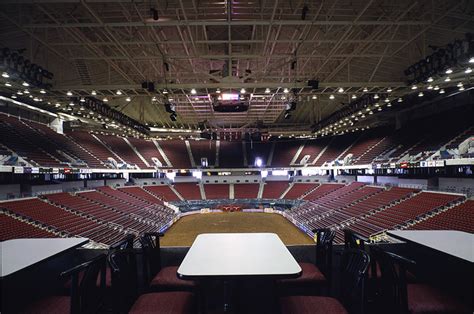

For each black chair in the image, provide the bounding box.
[278,228,335,295]
[280,248,371,314]
[140,232,196,292]
[371,246,470,314]
[23,254,107,314]
[108,249,195,314]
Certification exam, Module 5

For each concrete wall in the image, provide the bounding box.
[0,184,21,200]
[131,178,168,186]
[105,178,127,187]
[85,179,105,188]
[356,175,375,184]
[439,177,474,196]
[334,175,357,183]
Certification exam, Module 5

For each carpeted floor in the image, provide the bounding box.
[161,212,314,246]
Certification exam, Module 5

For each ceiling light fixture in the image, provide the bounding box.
[398,97,403,102]
[240,88,246,94]
[116,90,122,95]
[2,72,9,78]
[445,68,453,74]
[216,88,221,94]
[312,95,317,99]
[22,81,29,87]
[363,87,368,92]
[427,77,433,83]
[427,85,433,90]
[351,94,356,99]
[439,89,445,94]
[373,94,379,99]
[411,85,417,90]
[91,90,97,96]
[444,77,451,82]
[265,88,270,93]
[329,94,335,100]
[4,82,11,87]
[40,89,46,94]
[283,88,289,93]
[126,97,131,102]
[418,92,424,97]
[469,57,474,63]
[338,87,344,93]
[67,91,72,96]
[102,97,108,102]
[191,88,197,94]
[465,67,472,74]
[387,87,392,92]
[433,85,440,91]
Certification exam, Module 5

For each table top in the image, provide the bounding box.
[177,233,302,279]
[1,237,89,277]
[387,230,473,263]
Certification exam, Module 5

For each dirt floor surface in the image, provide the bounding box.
[160,212,314,246]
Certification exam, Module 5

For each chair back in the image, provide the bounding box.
[62,254,106,314]
[339,249,371,314]
[109,234,135,251]
[139,232,164,283]
[108,249,139,313]
[371,246,415,314]
[313,228,335,276]
[343,229,367,250]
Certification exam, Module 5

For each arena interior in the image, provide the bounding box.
[0,1,473,313]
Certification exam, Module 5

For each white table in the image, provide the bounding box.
[387,230,473,263]
[178,233,302,279]
[0,237,89,278]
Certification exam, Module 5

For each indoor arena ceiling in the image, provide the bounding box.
[0,0,473,131]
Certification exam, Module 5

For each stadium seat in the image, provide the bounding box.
[108,249,195,314]
[280,249,370,314]
[22,254,106,314]
[140,232,196,292]
[278,228,335,295]
[372,246,470,314]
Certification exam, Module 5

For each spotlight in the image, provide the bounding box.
[2,72,9,78]
[254,157,263,167]
[329,94,335,100]
[22,81,29,87]
[283,88,289,93]
[4,82,11,87]
[67,91,72,96]
[265,88,270,93]
[444,77,451,82]
[427,77,433,82]
[439,89,445,94]
[338,87,344,93]
[91,90,97,96]
[116,90,122,95]
[465,67,472,74]
[40,89,46,94]
[373,94,379,99]
[387,87,392,92]
[191,88,197,94]
[102,97,108,102]
[126,97,131,102]
[418,92,424,97]
[445,68,453,74]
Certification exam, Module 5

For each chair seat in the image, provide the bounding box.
[407,284,470,314]
[129,291,194,314]
[278,262,326,285]
[22,296,70,314]
[150,266,196,291]
[280,295,348,314]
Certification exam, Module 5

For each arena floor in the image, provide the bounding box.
[160,212,314,246]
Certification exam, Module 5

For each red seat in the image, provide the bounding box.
[150,266,196,290]
[129,292,194,314]
[280,295,348,314]
[278,262,326,285]
[407,284,470,314]
[22,296,70,314]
